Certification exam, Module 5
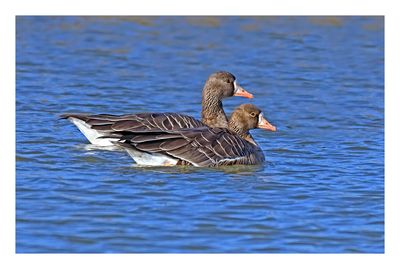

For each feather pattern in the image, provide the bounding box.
[118,126,265,167]
[115,103,276,167]
[61,112,204,132]
[61,112,205,146]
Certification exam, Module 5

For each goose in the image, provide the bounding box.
[61,71,253,146]
[115,104,276,167]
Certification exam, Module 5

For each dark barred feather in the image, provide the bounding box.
[61,112,265,167]
[119,126,265,167]
[61,112,205,134]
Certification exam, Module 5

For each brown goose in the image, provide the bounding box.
[61,71,253,146]
[116,104,276,167]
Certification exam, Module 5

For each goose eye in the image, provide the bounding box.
[250,112,257,117]
[225,79,231,83]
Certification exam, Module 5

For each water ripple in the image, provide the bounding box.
[16,16,384,253]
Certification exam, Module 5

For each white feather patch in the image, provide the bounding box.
[233,80,238,93]
[123,147,179,166]
[68,117,115,146]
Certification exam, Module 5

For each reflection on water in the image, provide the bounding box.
[123,164,264,175]
[16,16,384,253]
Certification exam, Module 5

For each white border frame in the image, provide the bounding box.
[2,1,399,269]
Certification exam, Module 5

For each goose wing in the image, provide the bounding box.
[61,112,205,133]
[118,127,263,167]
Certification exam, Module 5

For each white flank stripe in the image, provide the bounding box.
[69,117,114,146]
[124,147,178,166]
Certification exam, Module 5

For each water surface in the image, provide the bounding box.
[16,16,384,253]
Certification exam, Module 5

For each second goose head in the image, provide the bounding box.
[228,104,276,143]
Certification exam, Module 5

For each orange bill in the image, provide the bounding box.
[258,113,276,132]
[234,83,254,99]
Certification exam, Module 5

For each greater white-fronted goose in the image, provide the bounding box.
[61,71,253,146]
[115,104,276,167]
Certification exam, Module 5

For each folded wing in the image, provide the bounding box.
[118,127,264,167]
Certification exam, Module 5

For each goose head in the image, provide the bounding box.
[203,71,254,100]
[229,104,277,135]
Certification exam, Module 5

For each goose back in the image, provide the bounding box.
[61,112,205,146]
[118,126,265,167]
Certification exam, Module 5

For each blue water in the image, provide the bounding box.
[16,16,384,253]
